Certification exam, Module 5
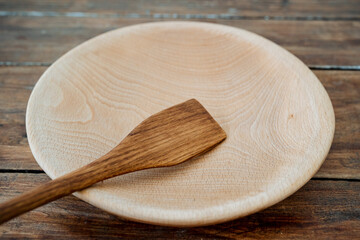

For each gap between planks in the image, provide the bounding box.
[1,62,360,71]
[0,170,359,182]
[1,11,360,21]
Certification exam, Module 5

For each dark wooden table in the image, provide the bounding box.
[0,1,359,239]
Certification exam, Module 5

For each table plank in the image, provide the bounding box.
[0,67,359,179]
[0,0,359,20]
[3,144,359,180]
[0,17,359,66]
[0,173,358,239]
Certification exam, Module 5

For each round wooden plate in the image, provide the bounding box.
[26,21,335,226]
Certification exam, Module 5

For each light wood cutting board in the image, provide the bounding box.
[26,21,335,227]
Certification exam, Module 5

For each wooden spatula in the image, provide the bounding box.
[0,99,226,224]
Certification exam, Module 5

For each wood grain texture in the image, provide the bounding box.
[0,0,358,237]
[1,173,359,239]
[0,99,226,224]
[1,0,359,19]
[0,146,36,170]
[1,17,359,66]
[24,22,334,226]
[0,68,358,180]
[313,71,360,179]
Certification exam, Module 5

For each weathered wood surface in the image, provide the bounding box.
[1,68,358,180]
[1,0,359,19]
[0,0,359,237]
[0,173,359,239]
[0,17,359,66]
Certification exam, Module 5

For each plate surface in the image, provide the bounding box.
[26,21,335,226]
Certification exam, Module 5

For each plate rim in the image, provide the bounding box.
[26,21,335,226]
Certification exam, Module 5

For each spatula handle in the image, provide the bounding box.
[0,152,135,224]
[0,168,96,224]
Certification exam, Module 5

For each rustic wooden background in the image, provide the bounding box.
[0,0,359,239]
